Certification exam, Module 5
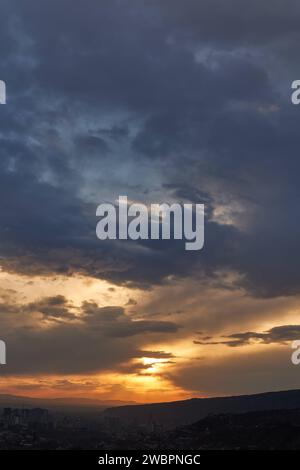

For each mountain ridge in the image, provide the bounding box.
[101,389,300,428]
[0,393,136,409]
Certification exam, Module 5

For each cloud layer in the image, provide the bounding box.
[1,0,300,398]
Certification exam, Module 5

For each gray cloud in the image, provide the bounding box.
[0,0,296,297]
[156,0,300,46]
[0,296,178,375]
[168,347,300,396]
[81,302,179,337]
[24,295,75,320]
[195,325,300,347]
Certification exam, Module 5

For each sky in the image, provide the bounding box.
[1,0,300,403]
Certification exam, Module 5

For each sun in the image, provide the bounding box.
[142,357,171,374]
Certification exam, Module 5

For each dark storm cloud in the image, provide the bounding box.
[75,134,109,157]
[81,302,179,337]
[195,325,300,347]
[156,0,300,46]
[201,105,300,297]
[0,0,300,298]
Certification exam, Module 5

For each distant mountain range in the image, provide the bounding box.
[102,389,300,428]
[0,394,135,411]
[3,389,300,427]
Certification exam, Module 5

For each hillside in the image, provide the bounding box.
[101,389,300,428]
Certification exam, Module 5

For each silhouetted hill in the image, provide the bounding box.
[160,408,300,449]
[102,389,300,428]
[0,394,135,411]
